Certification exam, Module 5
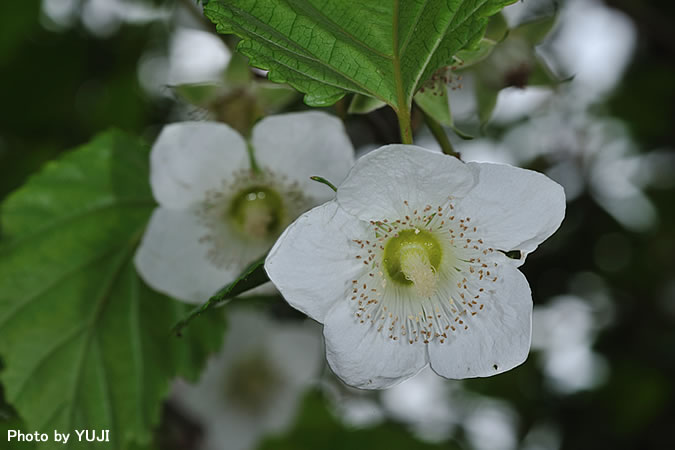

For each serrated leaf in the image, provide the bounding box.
[0,131,223,450]
[204,0,516,114]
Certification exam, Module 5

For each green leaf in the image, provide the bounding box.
[0,131,223,450]
[347,94,386,115]
[0,377,35,449]
[255,82,299,111]
[511,10,558,44]
[224,51,254,85]
[415,81,474,140]
[476,83,499,126]
[528,54,565,87]
[517,17,555,45]
[484,11,509,41]
[454,37,497,68]
[0,1,39,64]
[1,417,36,449]
[204,0,516,112]
[415,84,452,126]
[173,83,226,107]
[171,256,269,337]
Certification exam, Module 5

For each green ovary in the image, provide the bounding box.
[383,229,443,298]
[228,186,285,240]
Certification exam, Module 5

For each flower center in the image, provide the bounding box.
[350,199,502,344]
[228,186,284,240]
[199,169,314,270]
[383,229,442,298]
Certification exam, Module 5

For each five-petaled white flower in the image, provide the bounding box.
[171,308,322,450]
[134,111,355,303]
[265,145,565,389]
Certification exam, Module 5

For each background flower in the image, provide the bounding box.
[135,111,355,303]
[171,307,322,450]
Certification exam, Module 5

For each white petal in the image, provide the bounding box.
[337,145,476,220]
[151,121,249,210]
[268,320,323,389]
[323,300,428,389]
[428,264,532,378]
[134,208,233,304]
[459,162,565,260]
[252,111,355,202]
[265,201,368,322]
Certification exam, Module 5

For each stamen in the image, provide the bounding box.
[198,168,313,269]
[348,197,501,345]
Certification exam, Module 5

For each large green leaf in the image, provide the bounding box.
[204,0,516,114]
[0,131,223,449]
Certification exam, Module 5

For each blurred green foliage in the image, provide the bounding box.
[0,0,172,201]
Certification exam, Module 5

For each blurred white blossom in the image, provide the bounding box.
[532,295,610,393]
[135,112,354,303]
[172,308,322,450]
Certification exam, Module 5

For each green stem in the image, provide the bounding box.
[397,106,413,145]
[246,142,262,174]
[310,176,338,192]
[392,0,412,145]
[423,112,460,159]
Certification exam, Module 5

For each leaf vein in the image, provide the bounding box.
[65,227,145,430]
[210,6,390,103]
[286,0,393,60]
[1,198,154,252]
[10,325,86,404]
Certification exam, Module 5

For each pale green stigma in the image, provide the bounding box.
[228,186,284,240]
[350,199,499,344]
[383,229,442,298]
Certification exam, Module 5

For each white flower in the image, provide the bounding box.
[134,111,355,303]
[265,145,565,389]
[381,366,459,441]
[171,308,322,450]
